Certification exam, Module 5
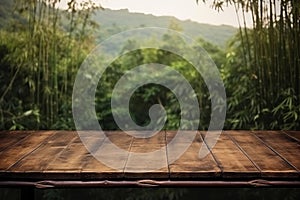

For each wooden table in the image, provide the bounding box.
[0,130,300,189]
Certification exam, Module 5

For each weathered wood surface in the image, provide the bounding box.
[0,130,299,182]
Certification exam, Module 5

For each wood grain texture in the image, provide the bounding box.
[124,131,168,179]
[9,131,76,172]
[226,131,297,178]
[84,131,132,179]
[0,131,55,171]
[168,131,221,179]
[0,130,299,181]
[0,131,33,152]
[252,131,300,173]
[200,131,259,178]
[283,131,300,142]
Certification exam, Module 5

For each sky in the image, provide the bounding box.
[59,0,252,27]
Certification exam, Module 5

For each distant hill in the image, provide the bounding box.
[93,8,237,47]
[0,0,15,28]
[0,0,237,47]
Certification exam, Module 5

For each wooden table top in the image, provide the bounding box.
[0,130,300,187]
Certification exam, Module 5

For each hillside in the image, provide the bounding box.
[93,8,237,47]
[0,1,237,47]
[0,0,16,28]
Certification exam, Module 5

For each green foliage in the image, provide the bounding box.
[95,33,224,130]
[0,0,99,130]
[1,0,298,132]
[202,0,300,130]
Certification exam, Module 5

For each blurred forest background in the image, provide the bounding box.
[0,0,299,131]
[0,0,300,199]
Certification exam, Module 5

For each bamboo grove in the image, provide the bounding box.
[201,0,300,129]
[0,0,100,129]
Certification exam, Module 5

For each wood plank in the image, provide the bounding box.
[1,131,76,180]
[168,131,221,179]
[227,131,297,178]
[9,131,76,172]
[45,136,85,172]
[283,131,300,142]
[200,131,259,178]
[83,131,132,179]
[252,131,300,173]
[166,130,178,143]
[0,131,33,152]
[0,130,299,182]
[0,131,55,171]
[124,131,168,179]
[43,131,103,180]
[44,131,120,180]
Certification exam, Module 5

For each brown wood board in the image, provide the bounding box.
[0,131,55,171]
[226,131,297,178]
[252,131,300,173]
[168,131,221,179]
[283,131,300,142]
[124,131,168,179]
[0,130,299,182]
[200,131,259,178]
